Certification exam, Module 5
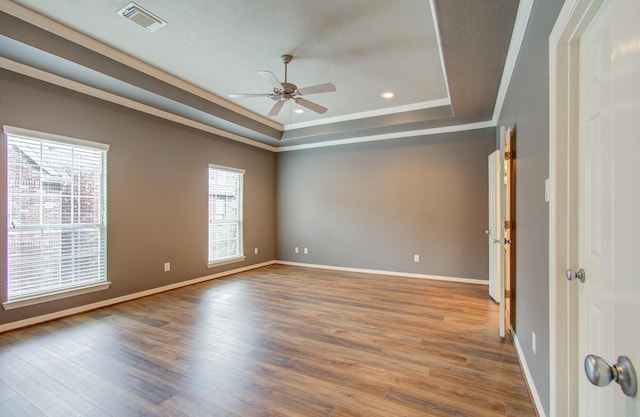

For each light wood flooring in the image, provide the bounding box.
[0,264,537,416]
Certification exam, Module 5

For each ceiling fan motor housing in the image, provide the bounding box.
[281,82,298,98]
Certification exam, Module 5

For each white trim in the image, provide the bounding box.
[207,165,245,268]
[207,256,246,269]
[429,0,452,114]
[513,331,548,417]
[2,282,111,310]
[0,1,501,153]
[0,259,488,332]
[0,0,521,153]
[549,7,567,416]
[2,55,495,153]
[0,0,281,131]
[548,1,600,416]
[208,163,245,174]
[284,98,451,131]
[0,57,278,153]
[276,261,489,285]
[492,0,535,123]
[3,125,110,150]
[276,120,496,152]
[0,261,277,333]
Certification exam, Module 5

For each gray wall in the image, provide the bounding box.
[0,69,277,326]
[277,129,496,280]
[498,0,566,414]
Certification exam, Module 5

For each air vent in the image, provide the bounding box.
[117,2,166,33]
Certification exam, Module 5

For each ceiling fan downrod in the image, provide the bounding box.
[280,54,296,96]
[282,54,292,83]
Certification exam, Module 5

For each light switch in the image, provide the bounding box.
[545,178,550,203]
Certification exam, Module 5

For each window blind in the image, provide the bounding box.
[208,165,244,264]
[6,130,108,301]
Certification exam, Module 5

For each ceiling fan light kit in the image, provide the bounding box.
[229,54,335,117]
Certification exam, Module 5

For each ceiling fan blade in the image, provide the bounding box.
[268,100,285,116]
[297,83,336,96]
[294,97,328,114]
[258,70,283,91]
[228,93,271,98]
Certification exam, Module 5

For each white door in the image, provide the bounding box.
[577,0,640,415]
[487,150,501,303]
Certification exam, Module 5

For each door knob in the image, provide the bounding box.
[484,229,490,235]
[584,355,637,397]
[565,268,586,283]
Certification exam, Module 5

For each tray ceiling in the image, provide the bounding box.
[0,0,520,148]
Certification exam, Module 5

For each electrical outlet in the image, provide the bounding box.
[303,248,309,254]
[254,247,259,255]
[295,247,299,253]
[532,331,536,354]
[414,254,420,263]
[164,262,170,272]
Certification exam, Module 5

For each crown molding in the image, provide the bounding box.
[0,57,278,152]
[275,120,496,152]
[0,0,282,131]
[492,0,535,122]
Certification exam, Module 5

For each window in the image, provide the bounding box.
[4,126,109,309]
[208,165,244,266]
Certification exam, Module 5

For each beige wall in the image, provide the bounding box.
[277,129,497,279]
[0,69,277,326]
[0,66,496,328]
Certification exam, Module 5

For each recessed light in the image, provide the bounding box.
[381,91,396,99]
[293,109,304,114]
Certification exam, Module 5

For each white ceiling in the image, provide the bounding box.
[1,0,520,147]
[11,0,449,128]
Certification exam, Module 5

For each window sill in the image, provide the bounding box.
[208,256,246,269]
[2,281,112,310]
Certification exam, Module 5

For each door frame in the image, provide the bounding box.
[499,125,514,338]
[549,0,605,416]
[488,149,501,305]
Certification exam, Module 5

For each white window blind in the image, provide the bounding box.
[5,128,108,301]
[208,165,244,265]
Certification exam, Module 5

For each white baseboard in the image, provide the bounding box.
[512,330,547,417]
[0,260,487,333]
[0,260,277,333]
[275,260,489,285]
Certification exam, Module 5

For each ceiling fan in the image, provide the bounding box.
[229,54,336,117]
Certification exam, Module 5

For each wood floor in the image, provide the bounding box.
[0,265,537,417]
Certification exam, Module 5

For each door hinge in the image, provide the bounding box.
[504,220,513,230]
[505,290,512,299]
[504,151,512,160]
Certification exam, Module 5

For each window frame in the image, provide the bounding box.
[207,164,245,268]
[2,126,110,310]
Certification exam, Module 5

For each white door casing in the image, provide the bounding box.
[549,0,640,416]
[488,150,501,304]
[578,3,614,415]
